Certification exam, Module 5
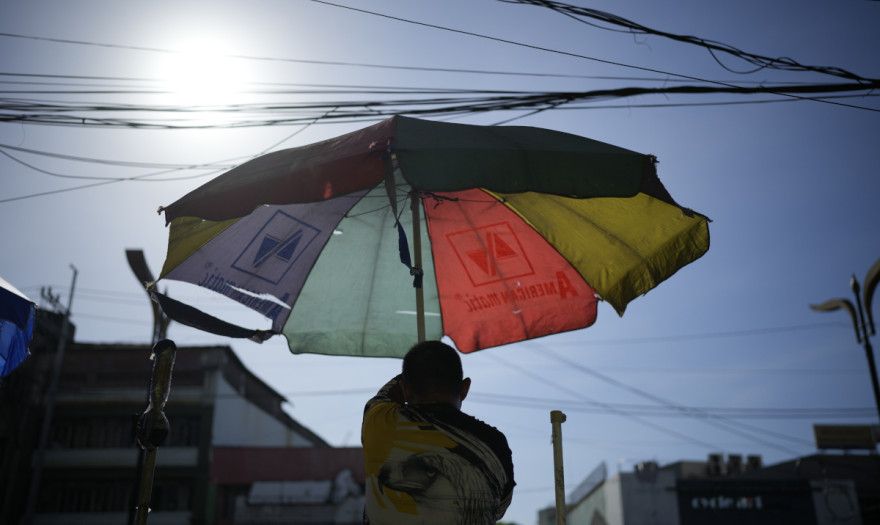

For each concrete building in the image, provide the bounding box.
[541,452,878,525]
[0,310,365,525]
[211,446,365,524]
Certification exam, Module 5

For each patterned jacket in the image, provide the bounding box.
[362,375,515,524]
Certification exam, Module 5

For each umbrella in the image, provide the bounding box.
[0,276,36,379]
[153,115,709,358]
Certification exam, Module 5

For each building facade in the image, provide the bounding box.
[0,310,364,525]
[542,453,878,525]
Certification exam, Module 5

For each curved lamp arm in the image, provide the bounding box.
[864,257,880,336]
[810,298,860,343]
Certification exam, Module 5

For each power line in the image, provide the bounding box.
[483,352,727,451]
[4,80,876,131]
[467,392,874,420]
[0,148,226,203]
[56,385,878,420]
[0,32,634,81]
[0,142,238,170]
[0,71,837,94]
[594,366,863,376]
[3,14,876,114]
[538,345,812,451]
[502,0,873,83]
[308,0,880,113]
[554,322,850,345]
[552,93,880,111]
[0,146,233,183]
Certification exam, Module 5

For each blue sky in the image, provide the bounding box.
[2,1,879,523]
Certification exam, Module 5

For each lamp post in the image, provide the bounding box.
[810,257,880,422]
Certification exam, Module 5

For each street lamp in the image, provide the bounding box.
[810,257,880,422]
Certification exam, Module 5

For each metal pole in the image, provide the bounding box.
[410,192,426,343]
[125,248,171,524]
[862,338,880,423]
[811,261,880,424]
[551,410,567,525]
[134,339,177,525]
[135,450,159,525]
[21,265,77,525]
[851,277,880,423]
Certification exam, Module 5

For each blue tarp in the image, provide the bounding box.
[0,277,36,379]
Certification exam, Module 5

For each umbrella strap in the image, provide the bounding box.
[396,220,423,289]
[385,145,423,290]
[150,288,275,343]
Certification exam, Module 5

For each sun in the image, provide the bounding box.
[160,38,246,107]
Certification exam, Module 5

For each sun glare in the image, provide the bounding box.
[160,39,245,107]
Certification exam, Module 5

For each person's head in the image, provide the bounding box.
[401,341,471,408]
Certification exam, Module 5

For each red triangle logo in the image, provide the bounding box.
[490,232,516,259]
[467,250,494,276]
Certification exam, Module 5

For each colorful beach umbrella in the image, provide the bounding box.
[154,115,709,358]
[0,276,36,379]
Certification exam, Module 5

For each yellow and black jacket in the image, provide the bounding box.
[362,375,515,525]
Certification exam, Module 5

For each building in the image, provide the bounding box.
[542,452,879,525]
[0,310,365,524]
[211,446,365,524]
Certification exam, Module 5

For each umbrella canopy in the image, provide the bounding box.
[155,115,709,358]
[0,276,36,378]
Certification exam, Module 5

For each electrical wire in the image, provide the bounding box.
[0,70,832,87]
[0,142,239,170]
[4,79,876,131]
[501,0,874,83]
[483,351,729,451]
[0,32,642,81]
[537,344,813,450]
[0,114,330,202]
[308,0,880,113]
[467,392,874,420]
[549,322,849,346]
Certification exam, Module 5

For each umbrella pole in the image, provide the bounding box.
[410,192,426,342]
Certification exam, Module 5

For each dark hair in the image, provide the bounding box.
[402,341,463,398]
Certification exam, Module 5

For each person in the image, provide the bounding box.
[361,340,515,525]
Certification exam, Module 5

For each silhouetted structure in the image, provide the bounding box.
[541,452,879,525]
[0,310,365,524]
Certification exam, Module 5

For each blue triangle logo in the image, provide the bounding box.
[276,231,303,261]
[255,236,280,266]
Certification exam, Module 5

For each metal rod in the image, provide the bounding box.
[134,449,158,525]
[21,265,77,525]
[861,338,880,423]
[134,339,177,525]
[411,192,425,342]
[551,410,567,525]
[852,277,880,422]
[129,436,147,525]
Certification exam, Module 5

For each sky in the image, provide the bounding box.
[2,1,879,523]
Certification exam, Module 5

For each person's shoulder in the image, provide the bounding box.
[461,410,508,440]
[427,404,509,444]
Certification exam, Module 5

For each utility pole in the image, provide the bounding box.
[21,265,77,525]
[811,257,880,422]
